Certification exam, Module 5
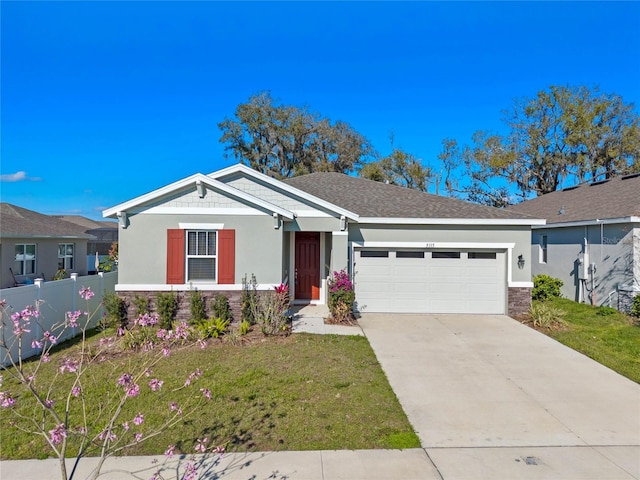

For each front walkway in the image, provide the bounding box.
[290,304,364,336]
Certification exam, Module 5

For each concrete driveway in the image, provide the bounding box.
[359,313,640,480]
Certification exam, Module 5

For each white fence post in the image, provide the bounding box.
[34,278,44,354]
[98,272,105,321]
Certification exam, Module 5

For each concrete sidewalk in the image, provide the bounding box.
[0,449,441,479]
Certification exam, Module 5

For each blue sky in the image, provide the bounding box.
[2,1,639,220]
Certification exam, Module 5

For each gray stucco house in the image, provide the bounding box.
[103,164,543,317]
[0,203,94,288]
[509,173,640,312]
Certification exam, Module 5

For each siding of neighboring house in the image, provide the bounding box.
[0,238,89,287]
[531,222,640,308]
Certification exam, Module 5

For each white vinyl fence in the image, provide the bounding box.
[1,272,117,366]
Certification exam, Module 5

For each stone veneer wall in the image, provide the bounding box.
[618,289,638,314]
[507,287,532,317]
[117,291,243,325]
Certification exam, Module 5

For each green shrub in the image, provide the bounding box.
[530,301,566,328]
[238,319,251,336]
[631,295,640,318]
[210,294,232,323]
[241,274,258,324]
[596,305,618,316]
[155,291,178,329]
[132,294,151,317]
[195,317,230,339]
[101,291,128,329]
[52,269,67,281]
[121,324,158,350]
[223,328,242,345]
[532,274,563,301]
[189,289,207,324]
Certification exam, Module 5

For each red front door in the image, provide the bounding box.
[295,232,320,300]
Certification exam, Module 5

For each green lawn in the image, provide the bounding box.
[532,298,640,383]
[0,331,420,460]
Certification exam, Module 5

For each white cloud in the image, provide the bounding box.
[0,171,42,182]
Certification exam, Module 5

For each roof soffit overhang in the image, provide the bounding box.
[102,173,294,220]
[356,217,546,226]
[0,234,96,240]
[532,216,640,229]
[209,163,360,221]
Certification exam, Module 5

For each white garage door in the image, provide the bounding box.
[354,249,506,314]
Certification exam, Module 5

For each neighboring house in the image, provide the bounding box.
[0,203,95,288]
[53,215,118,271]
[103,164,543,319]
[509,173,640,312]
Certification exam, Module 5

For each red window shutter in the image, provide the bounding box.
[218,229,235,284]
[166,229,185,284]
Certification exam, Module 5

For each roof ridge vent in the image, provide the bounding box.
[562,185,579,191]
[621,172,640,180]
[590,179,610,186]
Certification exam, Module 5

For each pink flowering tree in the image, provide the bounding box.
[0,287,222,480]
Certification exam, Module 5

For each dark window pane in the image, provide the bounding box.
[396,251,425,259]
[188,258,216,281]
[360,250,389,258]
[207,232,217,255]
[187,232,197,255]
[431,251,461,259]
[197,232,207,255]
[468,252,497,259]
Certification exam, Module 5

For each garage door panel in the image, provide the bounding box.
[393,281,428,294]
[355,249,506,314]
[394,266,428,278]
[357,284,390,295]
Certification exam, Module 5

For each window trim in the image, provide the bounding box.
[15,243,37,275]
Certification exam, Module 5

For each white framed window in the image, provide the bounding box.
[540,235,548,263]
[186,231,217,281]
[15,244,37,275]
[58,243,75,270]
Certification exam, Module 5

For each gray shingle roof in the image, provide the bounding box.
[0,203,95,238]
[53,215,117,230]
[507,174,640,224]
[283,172,536,220]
